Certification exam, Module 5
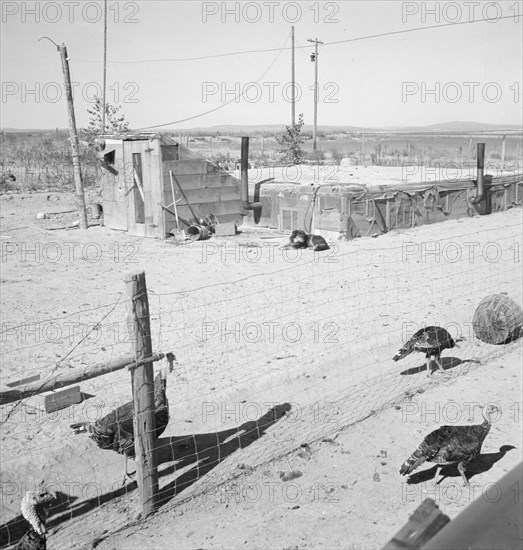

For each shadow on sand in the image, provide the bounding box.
[400,356,478,376]
[404,445,517,485]
[0,403,291,549]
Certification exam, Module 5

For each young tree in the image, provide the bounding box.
[276,113,305,165]
[82,97,130,145]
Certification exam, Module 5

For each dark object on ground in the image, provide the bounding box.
[393,326,461,376]
[472,293,523,344]
[283,230,330,251]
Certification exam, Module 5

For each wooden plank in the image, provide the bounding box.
[101,143,128,231]
[44,385,82,413]
[163,160,206,176]
[215,222,237,236]
[163,172,203,191]
[201,173,237,189]
[133,166,145,202]
[164,209,240,227]
[124,142,137,233]
[147,139,164,238]
[383,498,450,549]
[173,186,242,205]
[162,168,239,190]
[0,353,165,405]
[6,374,41,388]
[175,200,243,217]
[317,213,343,231]
[159,203,192,227]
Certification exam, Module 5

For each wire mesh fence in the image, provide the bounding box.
[1,212,522,548]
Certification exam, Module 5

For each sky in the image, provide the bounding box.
[1,0,522,130]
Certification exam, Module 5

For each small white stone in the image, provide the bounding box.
[36,212,48,220]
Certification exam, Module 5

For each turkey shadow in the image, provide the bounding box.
[155,402,292,507]
[400,356,471,376]
[0,403,291,547]
[0,490,74,549]
[404,445,516,485]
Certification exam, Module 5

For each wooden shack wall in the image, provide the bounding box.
[101,142,128,231]
[162,160,243,233]
[125,140,164,238]
[101,139,164,238]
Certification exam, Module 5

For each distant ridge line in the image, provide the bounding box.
[2,121,521,135]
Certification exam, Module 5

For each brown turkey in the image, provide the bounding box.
[393,326,463,376]
[400,404,500,486]
[70,352,175,484]
[14,484,54,550]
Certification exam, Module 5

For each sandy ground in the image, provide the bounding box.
[0,191,522,549]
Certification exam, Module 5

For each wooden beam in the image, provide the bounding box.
[125,271,159,516]
[0,353,165,405]
[382,498,450,549]
[133,166,145,202]
[6,374,41,388]
[158,203,192,226]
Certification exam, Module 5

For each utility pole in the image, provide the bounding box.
[291,26,295,127]
[41,37,87,229]
[501,134,506,171]
[60,43,88,229]
[102,0,108,134]
[307,38,323,152]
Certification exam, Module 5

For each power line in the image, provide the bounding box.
[135,36,289,130]
[72,14,518,65]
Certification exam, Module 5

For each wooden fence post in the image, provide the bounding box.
[124,271,159,516]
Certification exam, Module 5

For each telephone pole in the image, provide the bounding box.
[59,43,88,229]
[40,37,87,229]
[307,38,323,152]
[102,0,108,134]
[291,26,295,127]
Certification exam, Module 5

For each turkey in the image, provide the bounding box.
[400,404,500,486]
[393,326,463,376]
[14,483,54,550]
[70,352,175,484]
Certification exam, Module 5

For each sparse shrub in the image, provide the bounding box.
[81,97,130,145]
[276,113,306,165]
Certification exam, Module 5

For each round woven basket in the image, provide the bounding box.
[472,293,523,344]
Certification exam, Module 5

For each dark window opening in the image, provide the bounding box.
[104,150,115,164]
[161,145,179,161]
[132,153,145,224]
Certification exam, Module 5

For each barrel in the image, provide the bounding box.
[472,293,523,344]
[187,225,210,241]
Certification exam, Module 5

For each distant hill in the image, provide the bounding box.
[174,121,521,134]
[2,121,520,135]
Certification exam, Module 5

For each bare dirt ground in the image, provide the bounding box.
[0,191,522,550]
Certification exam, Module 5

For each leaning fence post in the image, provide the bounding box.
[124,271,159,516]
